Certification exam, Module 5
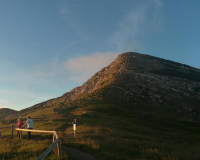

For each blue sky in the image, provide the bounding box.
[0,0,200,110]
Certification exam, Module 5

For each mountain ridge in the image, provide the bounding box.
[3,52,200,121]
[44,52,200,121]
[56,52,200,102]
[0,108,18,120]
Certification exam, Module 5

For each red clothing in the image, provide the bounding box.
[17,121,24,128]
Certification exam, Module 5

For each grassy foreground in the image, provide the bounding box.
[1,92,200,160]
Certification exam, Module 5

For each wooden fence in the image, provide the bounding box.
[16,128,62,160]
[0,124,14,139]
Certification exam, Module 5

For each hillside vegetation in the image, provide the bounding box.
[0,108,17,120]
[1,88,200,160]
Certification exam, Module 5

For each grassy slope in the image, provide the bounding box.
[60,90,200,160]
[1,87,200,160]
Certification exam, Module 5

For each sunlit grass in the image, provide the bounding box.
[0,109,68,160]
[0,139,54,159]
[0,137,69,160]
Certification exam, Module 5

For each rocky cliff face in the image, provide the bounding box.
[105,52,200,121]
[30,52,200,121]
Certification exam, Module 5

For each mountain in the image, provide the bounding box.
[23,52,200,121]
[2,52,200,160]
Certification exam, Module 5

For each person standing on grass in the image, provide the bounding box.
[17,118,24,138]
[21,116,34,139]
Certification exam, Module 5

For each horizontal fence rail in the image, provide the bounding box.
[0,124,14,139]
[16,128,62,160]
[0,127,11,129]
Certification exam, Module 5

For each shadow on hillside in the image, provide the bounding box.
[33,117,49,122]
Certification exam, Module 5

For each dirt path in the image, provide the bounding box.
[62,146,99,160]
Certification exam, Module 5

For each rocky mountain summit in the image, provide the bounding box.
[26,52,200,121]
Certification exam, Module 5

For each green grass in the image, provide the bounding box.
[0,138,68,160]
[57,92,200,160]
[0,108,69,160]
[1,90,200,160]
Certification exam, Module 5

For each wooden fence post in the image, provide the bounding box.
[53,133,55,142]
[54,131,62,157]
[53,130,55,142]
[20,131,23,139]
[58,139,62,156]
[11,124,13,139]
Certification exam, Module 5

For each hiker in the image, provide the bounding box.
[21,116,34,139]
[17,118,24,138]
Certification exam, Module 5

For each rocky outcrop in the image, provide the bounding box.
[101,52,200,121]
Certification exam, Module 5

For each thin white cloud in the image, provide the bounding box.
[2,52,118,87]
[21,52,119,84]
[23,59,63,78]
[0,98,8,108]
[64,52,119,82]
[111,0,162,52]
[0,89,51,111]
[0,90,12,94]
[0,89,49,100]
[59,4,91,41]
[57,40,83,54]
[4,58,67,90]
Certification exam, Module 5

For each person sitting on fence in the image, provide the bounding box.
[21,116,34,139]
[17,118,24,138]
